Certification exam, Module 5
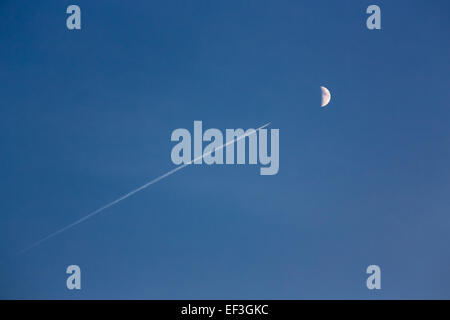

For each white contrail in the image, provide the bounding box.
[13,122,271,257]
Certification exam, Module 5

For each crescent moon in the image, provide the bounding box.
[320,86,331,107]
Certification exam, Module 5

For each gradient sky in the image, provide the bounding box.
[0,0,449,299]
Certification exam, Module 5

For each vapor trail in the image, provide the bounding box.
[14,122,270,257]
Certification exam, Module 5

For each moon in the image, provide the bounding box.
[320,86,331,107]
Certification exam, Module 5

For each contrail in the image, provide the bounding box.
[13,122,271,257]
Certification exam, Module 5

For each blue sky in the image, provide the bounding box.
[0,0,449,299]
